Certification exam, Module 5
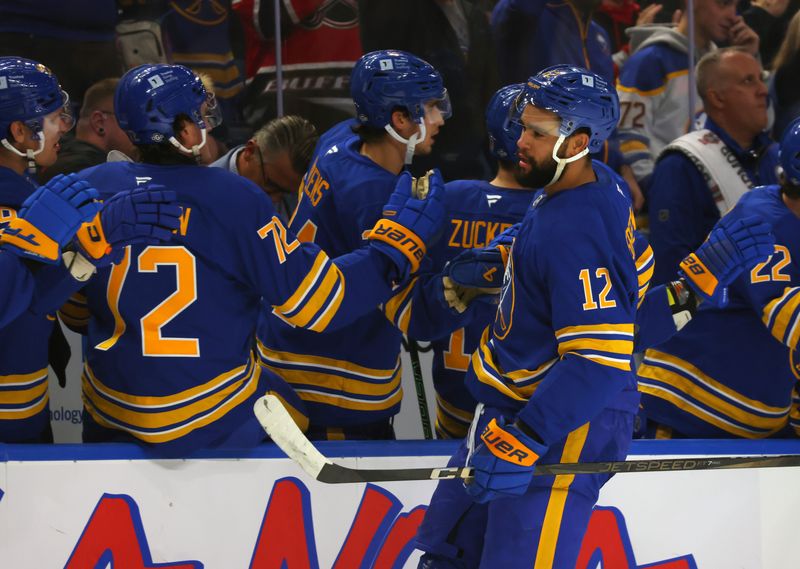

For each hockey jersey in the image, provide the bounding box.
[639,186,800,438]
[258,134,466,430]
[74,161,401,453]
[617,26,707,189]
[465,163,640,445]
[0,167,54,442]
[425,180,534,438]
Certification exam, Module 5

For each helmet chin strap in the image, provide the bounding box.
[2,136,46,175]
[168,128,208,163]
[546,134,590,187]
[385,120,426,165]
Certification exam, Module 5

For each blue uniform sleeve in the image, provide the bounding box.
[648,152,718,285]
[635,284,680,350]
[236,196,398,333]
[516,219,637,445]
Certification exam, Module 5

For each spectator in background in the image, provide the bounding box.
[39,78,137,183]
[617,0,760,194]
[359,0,498,180]
[594,0,663,72]
[771,10,800,138]
[0,1,121,110]
[648,47,778,284]
[491,0,645,209]
[743,0,798,68]
[232,0,362,135]
[210,115,318,222]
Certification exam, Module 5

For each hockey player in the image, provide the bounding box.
[0,57,181,443]
[638,117,800,439]
[415,64,773,569]
[257,50,466,440]
[426,83,532,439]
[72,63,446,454]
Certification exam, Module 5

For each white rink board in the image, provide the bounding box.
[1,439,798,569]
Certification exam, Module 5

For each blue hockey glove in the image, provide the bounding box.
[367,169,446,281]
[465,416,548,503]
[441,247,505,313]
[75,185,181,267]
[679,214,774,307]
[0,174,100,263]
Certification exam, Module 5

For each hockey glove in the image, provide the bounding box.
[679,214,773,307]
[0,174,100,263]
[465,416,548,503]
[75,185,182,267]
[442,247,505,313]
[367,169,446,281]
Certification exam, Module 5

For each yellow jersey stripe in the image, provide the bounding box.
[638,383,782,438]
[436,393,475,423]
[308,275,345,332]
[257,342,398,380]
[83,366,260,444]
[0,393,49,420]
[83,357,254,407]
[505,358,557,383]
[535,422,590,568]
[384,278,417,324]
[267,390,310,433]
[471,339,528,402]
[555,323,634,339]
[282,264,340,328]
[765,287,800,344]
[273,252,328,316]
[620,140,649,153]
[266,364,402,397]
[573,352,632,371]
[616,69,688,97]
[0,369,48,386]
[295,387,403,412]
[558,338,633,357]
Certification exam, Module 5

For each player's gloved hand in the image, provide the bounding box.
[75,185,181,267]
[367,169,446,281]
[441,247,505,313]
[679,214,774,307]
[0,173,100,263]
[465,416,548,503]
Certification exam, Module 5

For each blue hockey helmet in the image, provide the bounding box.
[350,50,451,129]
[516,65,619,154]
[780,117,800,187]
[0,57,70,138]
[115,64,219,146]
[486,83,524,161]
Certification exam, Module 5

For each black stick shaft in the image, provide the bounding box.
[406,337,432,440]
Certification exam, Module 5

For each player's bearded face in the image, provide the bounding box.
[515,148,560,189]
[514,109,563,188]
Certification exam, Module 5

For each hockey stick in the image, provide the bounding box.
[254,395,800,484]
[403,335,433,439]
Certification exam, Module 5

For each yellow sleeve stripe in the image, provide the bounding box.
[616,70,688,97]
[637,263,654,289]
[280,263,342,329]
[435,394,475,423]
[505,358,557,383]
[763,287,800,345]
[0,392,49,420]
[307,274,345,333]
[558,338,634,357]
[572,352,632,371]
[273,252,329,316]
[620,140,649,153]
[471,340,526,402]
[555,323,634,339]
[257,342,399,380]
[0,375,48,404]
[383,277,419,326]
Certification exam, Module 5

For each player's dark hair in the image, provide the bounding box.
[780,173,800,199]
[136,114,196,166]
[253,115,318,176]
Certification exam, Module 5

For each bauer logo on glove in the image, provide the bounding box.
[481,418,540,466]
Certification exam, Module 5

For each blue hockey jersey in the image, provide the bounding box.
[425,179,534,438]
[639,186,800,438]
[0,167,54,442]
[74,161,403,453]
[465,164,640,445]
[258,134,465,430]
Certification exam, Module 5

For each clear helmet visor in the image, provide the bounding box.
[202,92,223,130]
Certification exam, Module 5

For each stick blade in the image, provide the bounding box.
[254,394,329,480]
